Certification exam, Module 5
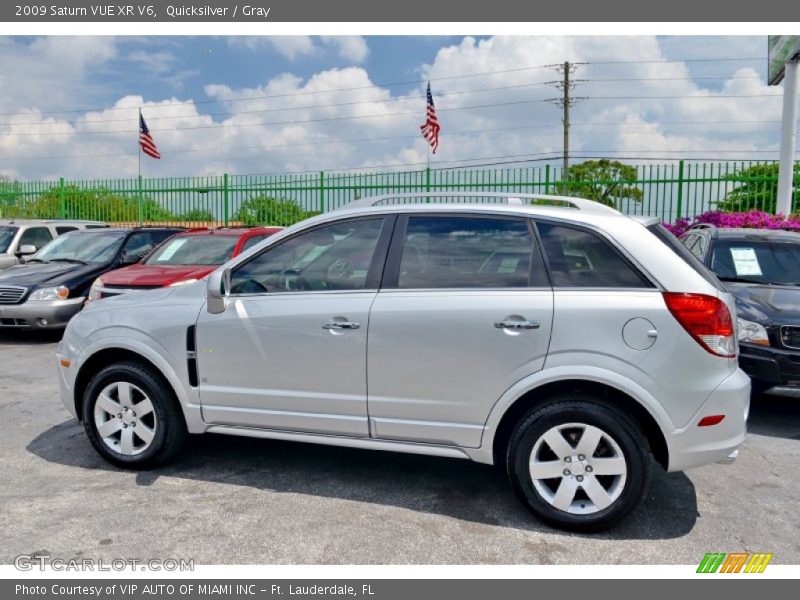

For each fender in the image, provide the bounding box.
[73,327,206,433]
[470,365,677,465]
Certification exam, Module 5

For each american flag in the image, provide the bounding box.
[419,82,440,154]
[139,113,161,160]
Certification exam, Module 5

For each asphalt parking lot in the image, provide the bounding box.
[1,329,799,565]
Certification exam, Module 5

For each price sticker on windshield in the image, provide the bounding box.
[156,238,188,261]
[730,247,763,276]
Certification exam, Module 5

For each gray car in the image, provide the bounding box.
[56,193,750,531]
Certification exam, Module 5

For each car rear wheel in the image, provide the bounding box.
[82,362,187,468]
[507,398,651,532]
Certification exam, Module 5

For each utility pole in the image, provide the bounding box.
[546,62,587,186]
[776,59,798,217]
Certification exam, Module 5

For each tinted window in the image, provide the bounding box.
[124,230,178,261]
[230,218,385,294]
[56,226,78,235]
[18,226,53,250]
[537,222,651,288]
[648,223,723,290]
[0,226,18,253]
[397,216,534,289]
[146,235,238,266]
[241,234,272,252]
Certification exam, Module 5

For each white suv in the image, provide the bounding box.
[56,194,749,531]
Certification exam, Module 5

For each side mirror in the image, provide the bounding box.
[207,268,231,314]
[120,250,141,265]
[17,244,37,257]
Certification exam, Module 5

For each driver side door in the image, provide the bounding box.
[195,215,393,437]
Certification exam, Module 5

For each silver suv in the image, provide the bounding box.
[56,194,749,531]
[0,219,108,270]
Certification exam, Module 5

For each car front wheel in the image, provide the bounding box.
[82,362,187,468]
[507,398,651,532]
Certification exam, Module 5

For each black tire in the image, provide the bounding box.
[82,361,188,469]
[507,397,651,532]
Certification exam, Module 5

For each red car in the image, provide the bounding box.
[87,227,282,301]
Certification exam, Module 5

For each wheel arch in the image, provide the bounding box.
[489,378,670,470]
[72,345,199,432]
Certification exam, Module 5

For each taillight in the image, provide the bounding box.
[663,292,736,358]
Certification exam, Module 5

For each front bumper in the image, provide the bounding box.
[739,342,800,393]
[666,368,750,472]
[0,297,85,328]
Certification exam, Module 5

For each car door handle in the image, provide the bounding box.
[323,320,361,330]
[494,319,540,330]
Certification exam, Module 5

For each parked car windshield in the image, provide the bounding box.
[145,235,238,266]
[0,226,18,253]
[711,239,800,285]
[33,231,126,264]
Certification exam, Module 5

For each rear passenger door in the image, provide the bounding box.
[366,214,553,448]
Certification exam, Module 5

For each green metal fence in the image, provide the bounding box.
[1,160,798,227]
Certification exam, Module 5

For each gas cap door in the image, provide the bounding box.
[622,317,658,351]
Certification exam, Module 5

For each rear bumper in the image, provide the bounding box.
[0,297,84,328]
[739,342,800,394]
[666,368,750,472]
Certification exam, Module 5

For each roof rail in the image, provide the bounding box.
[338,192,620,215]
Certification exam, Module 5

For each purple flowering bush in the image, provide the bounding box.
[663,210,800,237]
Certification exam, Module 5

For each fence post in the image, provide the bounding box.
[223,173,229,227]
[137,175,143,226]
[319,171,326,213]
[425,166,431,203]
[544,164,551,194]
[676,160,685,220]
[59,177,66,219]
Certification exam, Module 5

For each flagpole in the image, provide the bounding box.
[137,107,143,227]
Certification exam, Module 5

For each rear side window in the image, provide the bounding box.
[56,226,78,235]
[537,222,652,288]
[648,223,724,290]
[396,216,537,289]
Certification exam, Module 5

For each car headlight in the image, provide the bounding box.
[737,318,770,346]
[86,278,103,303]
[29,286,69,301]
[168,278,198,287]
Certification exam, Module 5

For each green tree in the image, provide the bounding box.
[4,185,176,222]
[717,163,800,214]
[0,175,23,218]
[235,196,307,226]
[555,159,643,207]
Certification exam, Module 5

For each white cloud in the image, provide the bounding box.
[0,35,784,183]
[229,35,369,63]
[320,36,370,63]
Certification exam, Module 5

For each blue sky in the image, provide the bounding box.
[0,35,779,180]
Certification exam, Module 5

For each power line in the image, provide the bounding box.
[0,75,768,128]
[0,58,766,120]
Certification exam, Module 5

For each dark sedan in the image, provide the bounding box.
[0,227,182,329]
[681,224,800,396]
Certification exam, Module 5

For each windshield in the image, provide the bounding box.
[34,231,125,264]
[145,235,238,266]
[711,239,800,286]
[0,226,18,253]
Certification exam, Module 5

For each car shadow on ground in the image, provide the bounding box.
[27,418,697,540]
[0,329,63,346]
[747,392,800,440]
